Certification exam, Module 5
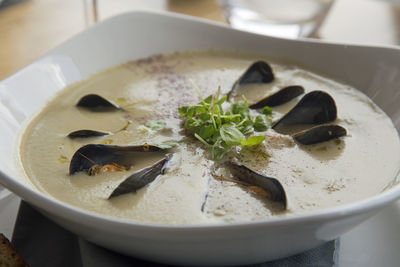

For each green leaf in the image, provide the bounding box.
[203,95,213,104]
[184,118,194,129]
[237,119,254,135]
[262,106,272,115]
[196,124,215,141]
[179,105,196,118]
[222,112,241,124]
[185,118,201,129]
[158,141,178,149]
[195,105,207,114]
[199,112,211,121]
[230,102,247,114]
[254,115,269,132]
[178,105,190,116]
[216,95,227,105]
[194,133,210,147]
[145,121,167,131]
[240,135,265,146]
[220,124,245,146]
[210,145,226,161]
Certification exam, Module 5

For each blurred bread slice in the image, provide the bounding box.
[0,234,28,267]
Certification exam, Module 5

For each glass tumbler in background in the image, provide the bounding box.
[219,0,335,38]
[83,0,98,26]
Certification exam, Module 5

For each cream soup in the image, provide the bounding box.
[19,51,400,224]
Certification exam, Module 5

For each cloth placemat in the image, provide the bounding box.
[12,201,339,267]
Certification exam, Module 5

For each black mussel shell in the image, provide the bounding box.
[69,144,163,175]
[227,161,287,209]
[77,94,122,112]
[272,91,337,130]
[67,129,109,139]
[108,154,173,199]
[236,61,274,85]
[228,61,274,100]
[293,124,347,145]
[249,85,305,109]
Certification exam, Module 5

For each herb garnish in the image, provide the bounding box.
[158,141,178,149]
[178,86,271,160]
[145,120,167,131]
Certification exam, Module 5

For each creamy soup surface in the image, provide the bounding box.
[19,51,400,225]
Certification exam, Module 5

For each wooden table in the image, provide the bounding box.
[0,0,399,81]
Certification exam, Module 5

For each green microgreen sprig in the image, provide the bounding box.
[178,86,271,160]
[145,120,167,131]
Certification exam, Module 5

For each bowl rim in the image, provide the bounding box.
[2,10,400,231]
[3,166,400,231]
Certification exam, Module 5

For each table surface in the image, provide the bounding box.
[1,0,400,266]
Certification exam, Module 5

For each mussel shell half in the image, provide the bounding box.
[77,94,122,112]
[67,129,109,139]
[249,85,305,109]
[108,154,173,199]
[69,144,163,175]
[272,90,337,130]
[237,61,274,85]
[228,61,274,100]
[227,161,287,209]
[293,124,347,145]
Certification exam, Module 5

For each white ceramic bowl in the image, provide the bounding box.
[1,11,400,266]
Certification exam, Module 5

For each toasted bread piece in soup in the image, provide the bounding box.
[0,234,28,267]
